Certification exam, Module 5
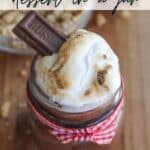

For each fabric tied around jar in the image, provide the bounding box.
[27,78,124,145]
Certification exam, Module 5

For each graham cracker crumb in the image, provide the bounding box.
[96,14,107,27]
[1,101,11,118]
[120,11,132,20]
[19,69,27,78]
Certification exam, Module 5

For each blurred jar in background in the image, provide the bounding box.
[0,11,92,55]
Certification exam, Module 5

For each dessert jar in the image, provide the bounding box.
[27,56,124,150]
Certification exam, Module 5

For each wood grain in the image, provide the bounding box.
[0,11,149,150]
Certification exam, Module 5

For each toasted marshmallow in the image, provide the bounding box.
[35,30,121,112]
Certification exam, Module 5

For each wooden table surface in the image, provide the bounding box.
[0,11,149,150]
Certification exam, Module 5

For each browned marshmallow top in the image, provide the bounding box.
[35,30,121,112]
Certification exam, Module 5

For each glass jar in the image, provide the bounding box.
[27,56,124,150]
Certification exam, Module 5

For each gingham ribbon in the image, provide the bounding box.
[28,80,124,145]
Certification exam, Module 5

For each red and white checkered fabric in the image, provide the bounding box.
[28,80,124,145]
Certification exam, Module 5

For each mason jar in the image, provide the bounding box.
[26,56,124,150]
